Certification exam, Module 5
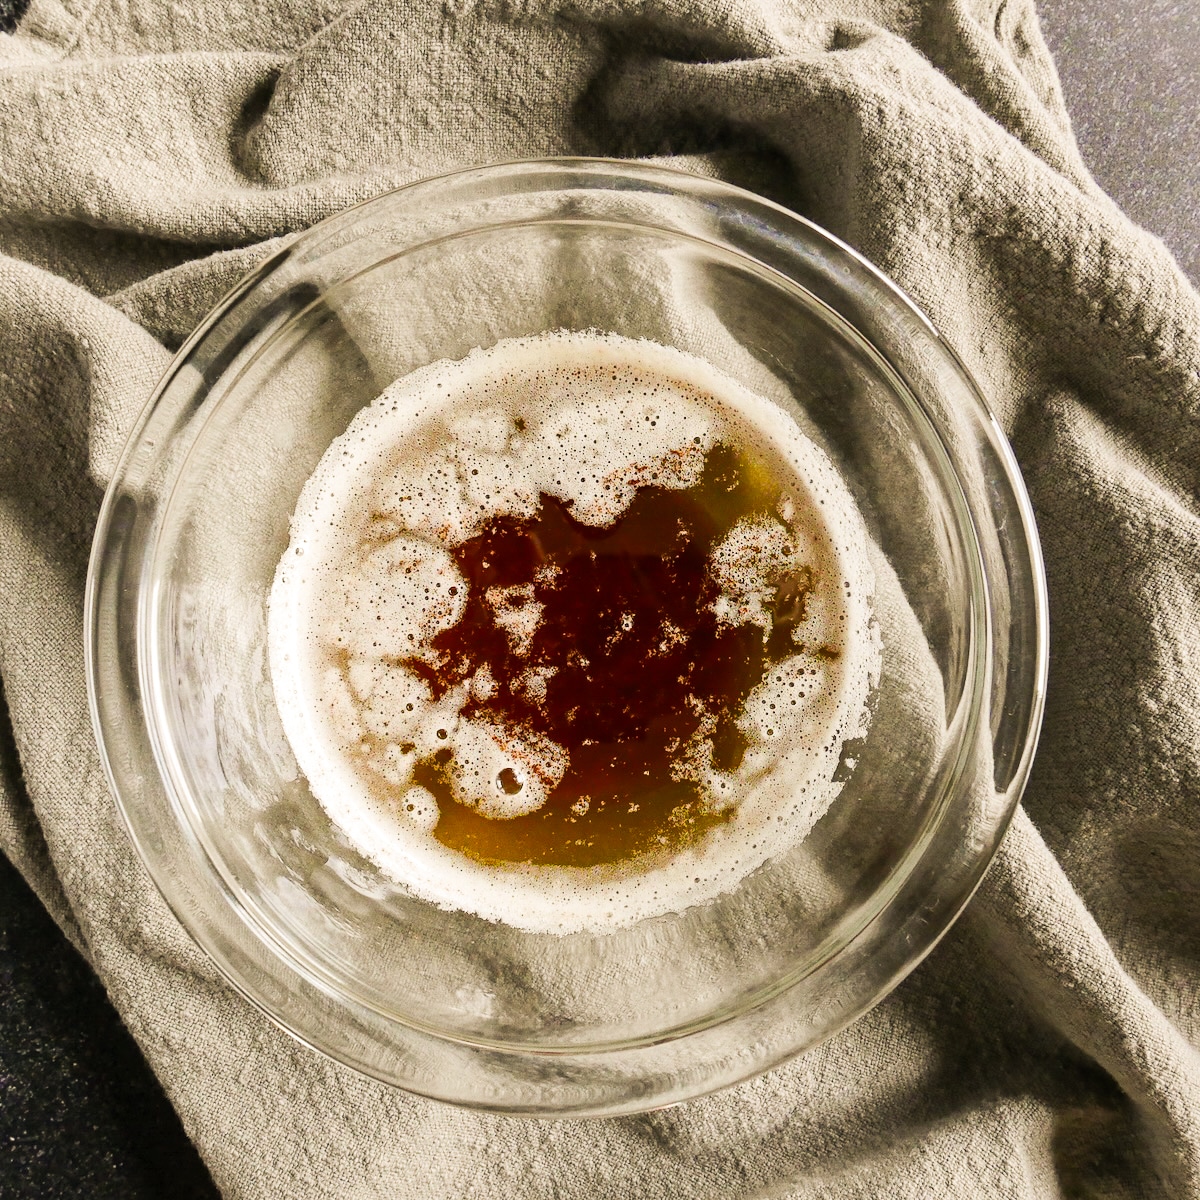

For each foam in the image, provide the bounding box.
[268,331,881,934]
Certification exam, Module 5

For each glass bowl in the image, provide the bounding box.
[85,158,1047,1116]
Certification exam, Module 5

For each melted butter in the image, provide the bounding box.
[390,441,823,867]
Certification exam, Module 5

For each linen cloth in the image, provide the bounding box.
[1,0,1198,1195]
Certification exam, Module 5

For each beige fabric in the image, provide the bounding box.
[1,0,1199,1195]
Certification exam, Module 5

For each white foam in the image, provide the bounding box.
[268,331,881,934]
[708,515,807,632]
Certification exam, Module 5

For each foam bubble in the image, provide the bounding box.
[268,331,880,934]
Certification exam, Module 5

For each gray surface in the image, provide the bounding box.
[1039,0,1200,285]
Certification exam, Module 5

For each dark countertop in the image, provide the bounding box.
[1039,0,1200,286]
[0,853,221,1199]
[1,2,1196,1197]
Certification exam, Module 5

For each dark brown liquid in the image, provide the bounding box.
[397,442,817,868]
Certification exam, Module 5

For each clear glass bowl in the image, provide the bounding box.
[85,159,1047,1116]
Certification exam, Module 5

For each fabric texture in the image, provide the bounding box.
[1,0,1198,1196]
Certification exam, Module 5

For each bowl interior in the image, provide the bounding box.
[141,210,983,1050]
